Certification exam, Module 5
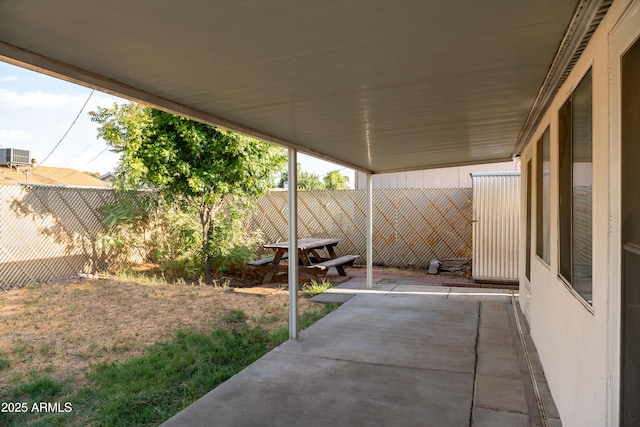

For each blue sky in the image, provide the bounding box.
[0,61,353,184]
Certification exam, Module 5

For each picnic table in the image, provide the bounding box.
[248,238,359,284]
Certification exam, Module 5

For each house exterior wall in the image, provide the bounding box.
[518,1,636,425]
[354,161,519,189]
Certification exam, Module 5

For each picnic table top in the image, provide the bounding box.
[263,238,341,251]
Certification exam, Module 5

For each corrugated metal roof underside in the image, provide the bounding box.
[0,0,579,173]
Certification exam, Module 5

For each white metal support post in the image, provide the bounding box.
[288,148,299,339]
[366,172,373,289]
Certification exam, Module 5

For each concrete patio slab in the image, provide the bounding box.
[308,292,353,304]
[388,284,451,296]
[162,351,473,427]
[477,340,519,360]
[480,309,515,331]
[448,287,515,302]
[314,280,396,297]
[474,374,529,414]
[477,353,522,380]
[277,295,478,374]
[162,279,560,427]
[472,407,530,427]
[479,327,515,346]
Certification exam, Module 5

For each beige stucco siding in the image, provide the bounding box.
[518,1,634,426]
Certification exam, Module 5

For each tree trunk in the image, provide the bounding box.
[200,200,224,285]
[200,203,214,285]
[204,254,213,285]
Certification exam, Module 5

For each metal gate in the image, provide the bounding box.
[471,172,520,282]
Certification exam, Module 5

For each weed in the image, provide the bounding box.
[108,343,131,354]
[301,304,337,326]
[75,352,91,360]
[110,270,157,286]
[212,278,231,289]
[76,326,270,425]
[75,342,100,360]
[38,342,55,356]
[9,371,25,384]
[1,374,66,427]
[27,305,333,426]
[301,278,336,297]
[0,275,336,426]
[27,283,43,291]
[12,340,34,359]
[12,374,62,400]
[0,359,10,370]
[256,312,280,325]
[222,310,247,324]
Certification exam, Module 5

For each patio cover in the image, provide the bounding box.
[0,0,601,174]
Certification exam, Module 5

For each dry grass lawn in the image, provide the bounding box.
[0,275,317,394]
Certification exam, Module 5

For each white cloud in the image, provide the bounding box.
[0,128,32,141]
[0,76,18,83]
[0,88,87,110]
[0,87,124,173]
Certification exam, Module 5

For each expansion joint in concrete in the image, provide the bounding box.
[470,301,482,425]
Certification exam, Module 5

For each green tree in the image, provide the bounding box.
[90,103,286,284]
[299,170,324,190]
[277,164,325,190]
[324,170,350,190]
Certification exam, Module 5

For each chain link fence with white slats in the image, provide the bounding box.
[248,189,473,268]
[1,185,473,289]
[0,184,147,290]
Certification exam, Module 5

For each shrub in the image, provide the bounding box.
[98,191,264,282]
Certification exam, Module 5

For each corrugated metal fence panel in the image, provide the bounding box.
[249,188,473,268]
[471,173,520,282]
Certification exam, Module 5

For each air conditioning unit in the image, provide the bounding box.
[0,148,31,167]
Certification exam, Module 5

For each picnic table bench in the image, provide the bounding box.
[247,252,289,266]
[248,238,359,284]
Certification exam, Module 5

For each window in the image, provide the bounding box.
[536,127,551,264]
[558,69,593,304]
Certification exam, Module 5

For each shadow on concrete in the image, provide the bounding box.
[162,278,561,427]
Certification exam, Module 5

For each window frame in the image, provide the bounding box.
[536,127,551,266]
[526,159,532,281]
[557,68,593,305]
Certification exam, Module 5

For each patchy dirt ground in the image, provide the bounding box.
[0,275,317,393]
